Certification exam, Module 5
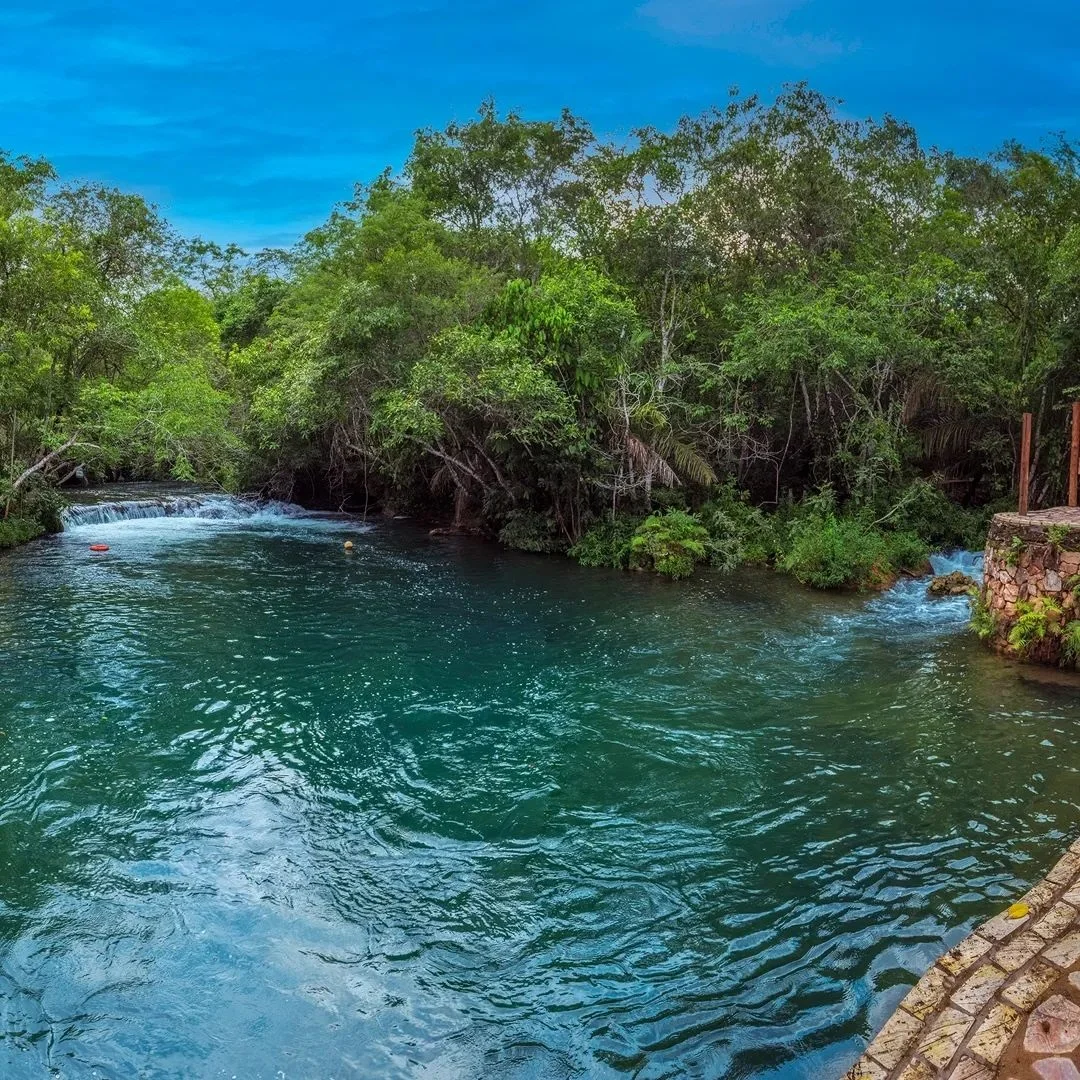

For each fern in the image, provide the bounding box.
[627,510,711,579]
[1007,598,1062,654]
[1062,620,1080,666]
[969,594,997,641]
[1005,535,1025,568]
[1047,523,1071,549]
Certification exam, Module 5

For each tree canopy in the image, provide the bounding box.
[5,86,1080,578]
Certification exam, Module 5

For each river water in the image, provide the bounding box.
[0,495,1078,1079]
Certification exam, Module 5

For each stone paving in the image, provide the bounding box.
[993,509,1080,528]
[843,838,1080,1080]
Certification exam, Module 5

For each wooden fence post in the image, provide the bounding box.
[1019,411,1033,516]
[1070,401,1080,508]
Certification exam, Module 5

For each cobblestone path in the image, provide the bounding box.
[844,839,1080,1080]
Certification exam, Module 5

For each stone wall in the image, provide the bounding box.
[980,511,1080,666]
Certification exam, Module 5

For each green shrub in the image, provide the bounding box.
[698,483,776,569]
[1068,575,1080,605]
[627,509,710,580]
[779,513,888,590]
[14,482,67,534]
[700,509,747,572]
[883,479,989,550]
[497,510,566,554]
[0,516,45,549]
[883,530,931,573]
[569,515,639,569]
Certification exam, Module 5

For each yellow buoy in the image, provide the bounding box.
[344,540,354,551]
[1007,901,1030,920]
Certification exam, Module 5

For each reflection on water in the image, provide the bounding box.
[0,510,1078,1079]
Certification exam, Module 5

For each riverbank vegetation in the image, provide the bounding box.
[4,85,1080,585]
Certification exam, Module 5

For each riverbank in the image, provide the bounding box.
[25,482,986,602]
[0,516,44,549]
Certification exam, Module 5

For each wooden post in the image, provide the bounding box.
[1070,401,1080,508]
[1019,411,1033,516]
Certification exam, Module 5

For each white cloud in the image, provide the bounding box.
[639,0,805,36]
[92,35,206,69]
[636,0,854,62]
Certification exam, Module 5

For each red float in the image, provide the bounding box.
[89,544,109,552]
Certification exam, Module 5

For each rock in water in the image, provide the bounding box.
[927,570,977,597]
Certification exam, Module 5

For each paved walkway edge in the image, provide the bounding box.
[843,837,1080,1080]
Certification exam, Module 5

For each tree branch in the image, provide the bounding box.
[8,435,80,495]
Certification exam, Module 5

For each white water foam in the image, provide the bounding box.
[60,493,309,530]
[929,549,984,579]
[833,549,985,644]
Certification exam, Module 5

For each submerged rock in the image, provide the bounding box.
[927,570,977,597]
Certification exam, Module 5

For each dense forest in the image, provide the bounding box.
[4,86,1080,586]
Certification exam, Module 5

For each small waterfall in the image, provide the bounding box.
[60,493,307,530]
[929,549,984,580]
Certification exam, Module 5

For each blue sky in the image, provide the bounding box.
[2,0,1078,249]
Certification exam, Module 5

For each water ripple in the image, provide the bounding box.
[0,517,1077,1077]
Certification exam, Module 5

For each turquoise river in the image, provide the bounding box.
[1,492,1079,1079]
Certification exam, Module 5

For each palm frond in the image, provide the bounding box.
[653,430,718,487]
[920,419,979,461]
[430,464,454,495]
[901,372,950,425]
[625,433,678,487]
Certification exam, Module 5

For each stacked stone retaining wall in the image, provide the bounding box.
[980,510,1080,666]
